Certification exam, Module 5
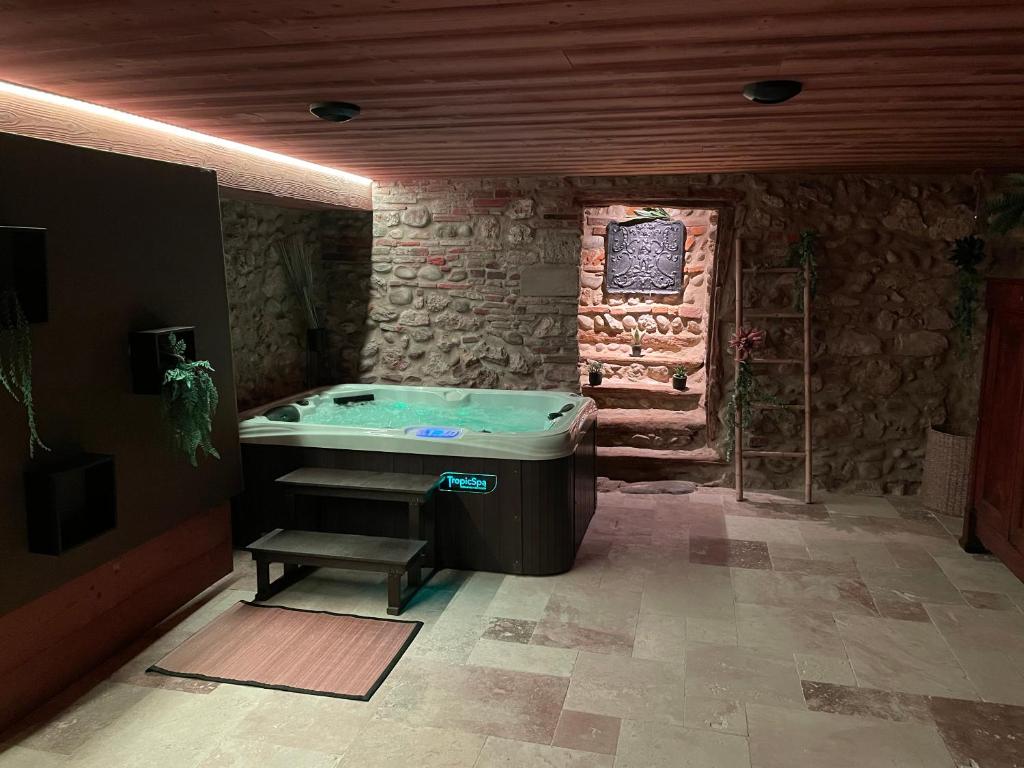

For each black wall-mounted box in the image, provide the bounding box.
[129,326,196,394]
[26,453,117,556]
[0,226,48,323]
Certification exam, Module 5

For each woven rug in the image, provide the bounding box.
[148,601,422,701]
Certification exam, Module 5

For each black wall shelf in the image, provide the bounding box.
[129,326,196,394]
[0,226,48,323]
[26,453,117,556]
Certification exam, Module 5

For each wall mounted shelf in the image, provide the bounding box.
[129,326,195,394]
[26,453,117,556]
[0,225,48,323]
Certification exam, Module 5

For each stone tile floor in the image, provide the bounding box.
[3,488,1024,767]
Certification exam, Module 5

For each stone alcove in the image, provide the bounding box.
[578,204,721,463]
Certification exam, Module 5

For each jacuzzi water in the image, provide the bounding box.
[238,383,597,461]
[302,399,553,433]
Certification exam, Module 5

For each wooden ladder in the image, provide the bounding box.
[733,237,813,504]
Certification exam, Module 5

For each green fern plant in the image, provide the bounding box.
[0,288,46,456]
[787,229,819,311]
[949,235,986,347]
[161,333,220,467]
[985,173,1024,235]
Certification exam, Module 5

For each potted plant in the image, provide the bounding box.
[273,235,328,387]
[630,327,644,357]
[587,360,604,386]
[161,332,220,467]
[671,365,688,391]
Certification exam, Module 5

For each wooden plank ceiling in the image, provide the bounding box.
[1,0,1022,180]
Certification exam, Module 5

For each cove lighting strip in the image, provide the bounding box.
[0,80,373,186]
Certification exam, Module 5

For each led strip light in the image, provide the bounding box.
[0,79,373,186]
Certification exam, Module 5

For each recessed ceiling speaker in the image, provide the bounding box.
[742,80,803,105]
[309,102,361,122]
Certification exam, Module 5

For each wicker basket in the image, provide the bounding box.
[920,427,973,517]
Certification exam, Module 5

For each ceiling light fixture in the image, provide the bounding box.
[0,80,372,186]
[309,102,361,123]
[742,80,803,105]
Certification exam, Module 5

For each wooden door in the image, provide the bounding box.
[963,279,1024,581]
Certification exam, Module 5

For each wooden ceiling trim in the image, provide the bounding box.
[0,84,372,209]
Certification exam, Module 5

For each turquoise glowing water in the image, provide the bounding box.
[302,400,556,433]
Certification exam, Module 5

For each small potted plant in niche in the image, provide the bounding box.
[161,332,220,467]
[630,327,644,357]
[587,360,604,386]
[671,365,688,391]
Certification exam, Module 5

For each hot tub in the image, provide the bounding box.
[235,384,598,575]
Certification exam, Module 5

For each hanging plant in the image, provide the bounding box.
[0,288,46,456]
[619,207,671,225]
[985,173,1024,235]
[787,229,819,311]
[949,235,986,346]
[161,332,220,467]
[723,326,776,461]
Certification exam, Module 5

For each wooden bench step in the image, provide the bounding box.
[276,468,439,498]
[248,528,427,568]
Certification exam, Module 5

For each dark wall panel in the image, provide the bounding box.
[0,133,242,615]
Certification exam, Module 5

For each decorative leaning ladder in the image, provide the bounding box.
[733,237,813,504]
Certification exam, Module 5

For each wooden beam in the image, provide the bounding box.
[0,81,372,210]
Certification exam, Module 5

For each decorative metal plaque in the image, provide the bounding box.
[605,219,685,294]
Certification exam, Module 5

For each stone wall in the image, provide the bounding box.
[357,173,993,493]
[220,198,371,410]
[579,205,718,385]
[358,179,583,389]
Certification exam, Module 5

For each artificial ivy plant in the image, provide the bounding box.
[787,229,819,310]
[723,326,776,461]
[985,173,1024,235]
[161,332,220,467]
[0,288,46,456]
[949,235,986,347]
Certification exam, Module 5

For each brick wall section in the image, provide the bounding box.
[362,178,582,389]
[579,205,717,385]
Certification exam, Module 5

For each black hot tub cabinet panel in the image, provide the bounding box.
[236,422,596,576]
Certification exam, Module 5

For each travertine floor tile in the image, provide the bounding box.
[794,653,857,686]
[474,736,614,767]
[551,710,621,756]
[337,719,485,768]
[484,577,556,621]
[925,604,1024,706]
[835,614,978,699]
[683,696,748,736]
[376,659,567,744]
[563,652,686,725]
[198,738,343,768]
[632,612,687,662]
[731,569,877,616]
[746,704,954,768]
[615,719,751,768]
[467,638,577,677]
[734,604,846,657]
[684,644,805,710]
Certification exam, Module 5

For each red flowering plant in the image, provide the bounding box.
[724,325,776,460]
[728,326,767,361]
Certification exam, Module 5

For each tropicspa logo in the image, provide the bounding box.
[439,472,498,494]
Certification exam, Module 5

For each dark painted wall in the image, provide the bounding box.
[0,133,242,614]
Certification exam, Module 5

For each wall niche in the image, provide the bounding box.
[0,225,48,323]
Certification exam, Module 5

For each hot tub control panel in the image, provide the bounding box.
[406,426,464,439]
